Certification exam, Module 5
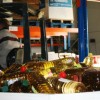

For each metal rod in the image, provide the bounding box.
[77,0,85,62]
[50,37,54,51]
[22,3,31,63]
[67,33,70,52]
[64,36,67,52]
[40,18,48,60]
[83,0,89,57]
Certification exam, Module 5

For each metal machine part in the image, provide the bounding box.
[6,48,24,67]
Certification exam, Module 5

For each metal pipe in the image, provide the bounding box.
[50,37,54,51]
[67,33,70,52]
[77,0,85,62]
[64,36,67,52]
[23,3,31,63]
[83,0,89,57]
[40,18,48,60]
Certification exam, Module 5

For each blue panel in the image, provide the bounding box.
[49,0,72,7]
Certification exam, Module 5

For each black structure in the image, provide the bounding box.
[0,3,31,63]
[40,18,48,60]
[0,1,47,63]
[22,3,31,63]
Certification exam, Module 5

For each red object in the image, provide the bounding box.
[73,75,79,81]
[20,66,27,72]
[76,0,81,8]
[59,72,67,78]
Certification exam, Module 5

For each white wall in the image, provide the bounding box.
[87,2,100,55]
[72,1,100,55]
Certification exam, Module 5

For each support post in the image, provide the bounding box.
[67,33,71,52]
[23,3,31,63]
[64,36,67,52]
[83,0,89,57]
[77,0,85,62]
[50,37,54,51]
[40,18,48,60]
[67,24,74,52]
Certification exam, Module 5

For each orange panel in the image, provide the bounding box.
[11,26,24,38]
[10,26,78,38]
[31,43,64,47]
